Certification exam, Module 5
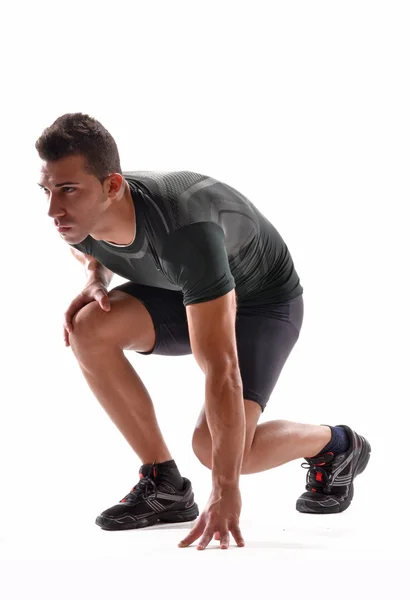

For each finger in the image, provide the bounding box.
[230,525,245,547]
[95,291,111,311]
[214,532,220,541]
[197,527,215,551]
[64,317,72,334]
[219,529,230,550]
[64,299,83,331]
[64,326,70,347]
[178,521,204,547]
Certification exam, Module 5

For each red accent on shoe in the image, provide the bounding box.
[312,488,317,492]
[316,472,323,482]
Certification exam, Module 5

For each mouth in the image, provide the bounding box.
[57,225,72,232]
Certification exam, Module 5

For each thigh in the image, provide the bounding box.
[112,281,192,356]
[70,287,157,353]
[235,294,304,412]
[193,294,304,438]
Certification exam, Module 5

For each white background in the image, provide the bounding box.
[0,1,409,598]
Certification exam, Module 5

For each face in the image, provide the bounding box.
[38,154,122,245]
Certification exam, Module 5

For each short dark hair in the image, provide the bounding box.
[35,112,122,185]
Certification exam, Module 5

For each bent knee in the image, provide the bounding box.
[192,427,255,473]
[70,300,114,347]
[69,290,156,354]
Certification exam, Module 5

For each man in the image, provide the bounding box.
[35,113,371,551]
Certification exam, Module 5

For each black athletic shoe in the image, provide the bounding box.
[95,461,199,531]
[296,424,371,514]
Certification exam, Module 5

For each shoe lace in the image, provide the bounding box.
[120,462,158,503]
[301,460,332,494]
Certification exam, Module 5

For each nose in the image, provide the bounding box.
[47,194,65,220]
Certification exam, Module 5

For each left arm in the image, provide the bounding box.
[186,288,246,489]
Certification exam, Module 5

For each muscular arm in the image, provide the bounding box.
[206,372,245,489]
[186,289,245,488]
[69,247,114,287]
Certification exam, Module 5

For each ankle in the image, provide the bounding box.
[305,425,332,458]
[140,452,173,464]
[315,425,350,456]
[144,458,185,490]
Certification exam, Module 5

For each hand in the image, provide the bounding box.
[178,486,245,550]
[63,280,111,347]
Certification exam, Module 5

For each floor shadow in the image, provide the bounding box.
[112,521,198,533]
[177,540,328,550]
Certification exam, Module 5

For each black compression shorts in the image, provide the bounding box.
[113,282,304,412]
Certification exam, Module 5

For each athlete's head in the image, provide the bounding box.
[35,112,128,244]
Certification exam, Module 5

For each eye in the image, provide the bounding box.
[41,187,76,194]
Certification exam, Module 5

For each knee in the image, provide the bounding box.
[69,300,113,350]
[191,428,254,473]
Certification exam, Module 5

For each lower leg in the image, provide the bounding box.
[70,340,173,465]
[241,420,332,475]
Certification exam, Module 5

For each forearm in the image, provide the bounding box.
[70,248,114,288]
[85,260,114,288]
[205,374,245,489]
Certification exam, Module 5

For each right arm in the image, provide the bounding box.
[63,248,114,347]
[69,246,114,287]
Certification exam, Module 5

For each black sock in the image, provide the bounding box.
[158,459,185,489]
[316,426,350,456]
[139,459,185,490]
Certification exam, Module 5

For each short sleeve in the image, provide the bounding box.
[160,221,235,306]
[68,237,93,255]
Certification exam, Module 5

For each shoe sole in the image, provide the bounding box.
[95,503,200,531]
[296,435,371,515]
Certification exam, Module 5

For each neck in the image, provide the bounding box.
[93,180,136,245]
